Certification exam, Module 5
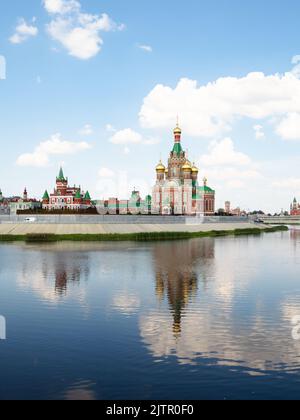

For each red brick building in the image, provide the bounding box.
[42,168,92,211]
[291,198,300,216]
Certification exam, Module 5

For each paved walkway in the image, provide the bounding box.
[0,223,264,235]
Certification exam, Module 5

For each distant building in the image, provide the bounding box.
[224,201,247,217]
[231,207,244,217]
[42,168,93,211]
[152,125,215,216]
[107,198,119,215]
[119,199,129,215]
[291,198,300,216]
[0,189,10,214]
[9,188,41,214]
[96,192,152,216]
[128,190,142,215]
[225,201,231,214]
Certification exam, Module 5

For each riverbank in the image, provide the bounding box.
[0,224,288,242]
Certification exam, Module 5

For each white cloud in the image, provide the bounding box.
[10,18,38,44]
[139,69,300,140]
[139,44,153,53]
[198,138,261,190]
[79,124,93,136]
[276,113,300,140]
[202,167,261,185]
[98,167,115,178]
[110,128,160,147]
[110,128,143,145]
[44,0,124,60]
[291,55,300,78]
[200,138,251,167]
[17,133,91,167]
[292,55,300,65]
[254,125,265,140]
[43,0,80,15]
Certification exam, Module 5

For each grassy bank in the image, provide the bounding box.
[0,226,288,243]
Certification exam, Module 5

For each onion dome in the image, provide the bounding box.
[156,160,166,172]
[173,124,182,135]
[192,163,199,173]
[182,161,192,171]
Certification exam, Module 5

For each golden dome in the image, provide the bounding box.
[173,124,182,135]
[182,161,192,171]
[192,163,199,173]
[156,161,166,172]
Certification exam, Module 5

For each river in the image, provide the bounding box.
[1,228,300,400]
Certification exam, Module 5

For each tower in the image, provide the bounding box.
[225,201,231,214]
[42,190,50,205]
[74,189,82,205]
[168,123,186,179]
[293,198,298,210]
[84,191,91,206]
[23,187,28,201]
[56,167,68,195]
[173,123,182,152]
[200,177,215,215]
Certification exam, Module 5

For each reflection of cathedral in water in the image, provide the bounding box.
[153,239,215,336]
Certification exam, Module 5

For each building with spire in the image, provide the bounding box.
[291,197,300,216]
[9,188,41,214]
[42,167,93,211]
[152,125,215,216]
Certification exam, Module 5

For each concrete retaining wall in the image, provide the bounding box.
[0,214,249,225]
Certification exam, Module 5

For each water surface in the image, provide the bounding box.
[1,229,300,400]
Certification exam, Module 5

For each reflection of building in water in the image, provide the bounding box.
[290,228,300,250]
[141,238,300,372]
[54,263,83,296]
[153,240,215,336]
[17,248,90,302]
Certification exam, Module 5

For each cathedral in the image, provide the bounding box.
[152,124,215,216]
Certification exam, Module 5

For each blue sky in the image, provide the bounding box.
[1,0,300,212]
